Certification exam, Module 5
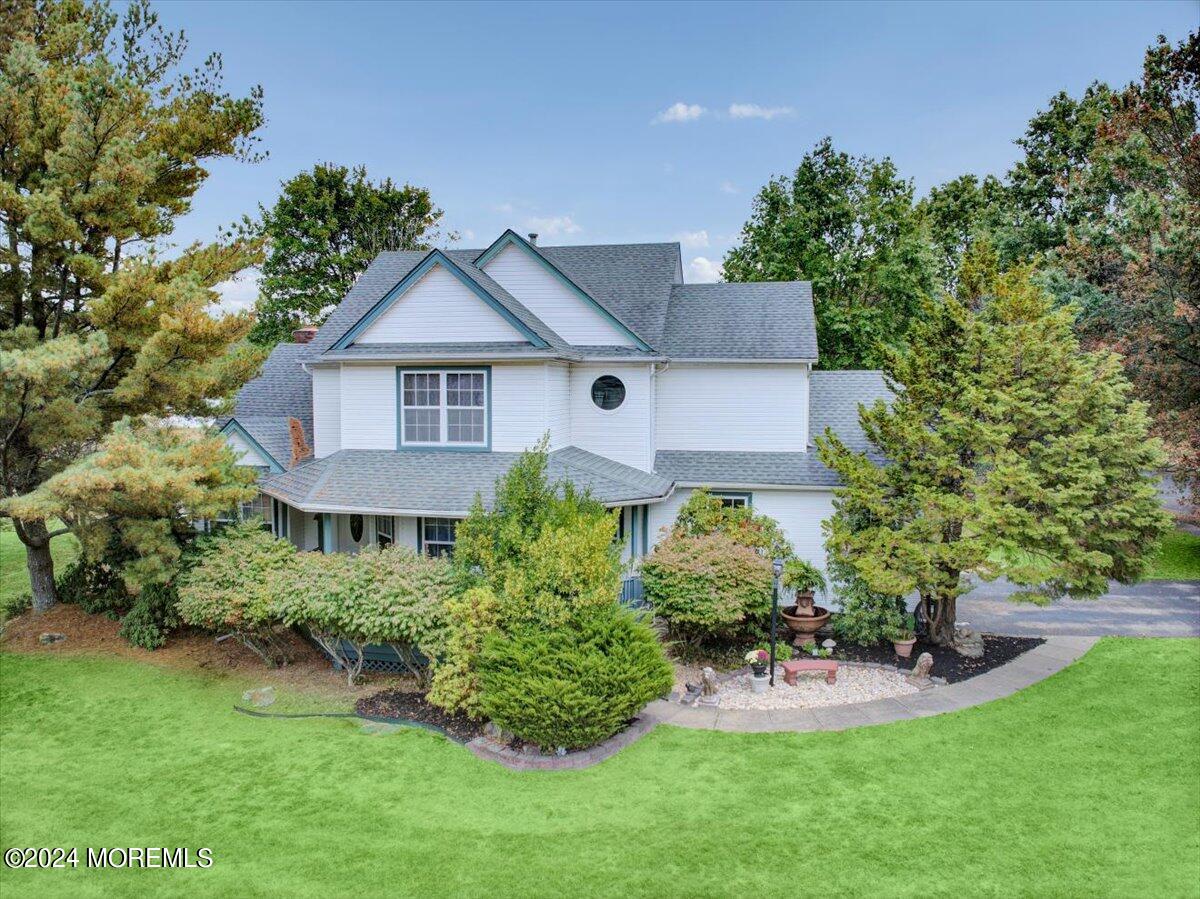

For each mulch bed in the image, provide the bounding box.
[355,689,483,743]
[832,634,1044,683]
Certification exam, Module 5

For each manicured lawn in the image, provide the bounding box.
[1146,528,1200,580]
[1,639,1197,897]
[0,524,79,614]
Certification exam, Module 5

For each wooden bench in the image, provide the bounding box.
[781,659,838,686]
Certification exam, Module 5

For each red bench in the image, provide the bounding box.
[781,659,838,686]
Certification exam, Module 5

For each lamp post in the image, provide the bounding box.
[770,557,783,687]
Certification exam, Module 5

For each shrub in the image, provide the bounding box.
[640,531,774,642]
[427,586,501,717]
[825,509,906,645]
[56,558,127,618]
[783,559,827,595]
[279,546,465,685]
[176,521,297,665]
[672,488,794,560]
[118,582,181,650]
[477,604,673,750]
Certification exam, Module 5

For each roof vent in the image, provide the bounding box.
[291,326,318,344]
[527,232,538,245]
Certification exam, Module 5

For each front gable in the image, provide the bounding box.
[220,419,284,473]
[332,251,549,349]
[476,232,649,349]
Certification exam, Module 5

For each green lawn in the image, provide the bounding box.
[1146,528,1200,580]
[0,524,79,614]
[1,639,1197,898]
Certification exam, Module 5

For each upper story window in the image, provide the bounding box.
[591,375,626,411]
[400,369,488,448]
[713,491,751,509]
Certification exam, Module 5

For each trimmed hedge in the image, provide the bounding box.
[477,604,673,750]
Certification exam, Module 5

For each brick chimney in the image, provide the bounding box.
[288,417,312,467]
[292,326,318,344]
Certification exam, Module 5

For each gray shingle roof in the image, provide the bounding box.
[230,342,313,455]
[661,282,817,359]
[260,446,673,514]
[654,370,892,487]
[306,239,816,360]
[224,415,292,470]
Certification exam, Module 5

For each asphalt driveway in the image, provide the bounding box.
[955,579,1200,637]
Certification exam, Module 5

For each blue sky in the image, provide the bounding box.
[145,0,1198,304]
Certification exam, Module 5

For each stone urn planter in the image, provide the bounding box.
[780,602,830,647]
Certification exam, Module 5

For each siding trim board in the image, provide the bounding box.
[475,230,653,351]
[332,251,550,350]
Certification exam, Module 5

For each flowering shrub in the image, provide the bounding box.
[672,488,794,560]
[640,531,774,642]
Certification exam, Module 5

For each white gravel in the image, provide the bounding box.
[716,664,920,710]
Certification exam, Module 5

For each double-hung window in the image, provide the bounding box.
[400,370,487,448]
[421,518,458,558]
[375,515,394,548]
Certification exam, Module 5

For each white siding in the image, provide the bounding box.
[544,363,570,449]
[645,487,835,571]
[491,363,548,451]
[568,363,653,470]
[225,430,273,468]
[481,244,635,346]
[311,366,341,458]
[340,365,397,450]
[655,364,809,452]
[354,263,526,344]
[395,516,419,551]
[290,506,318,552]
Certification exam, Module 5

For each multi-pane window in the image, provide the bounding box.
[714,492,751,509]
[401,371,487,447]
[422,517,458,558]
[375,515,394,548]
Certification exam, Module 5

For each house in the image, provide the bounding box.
[221,229,889,576]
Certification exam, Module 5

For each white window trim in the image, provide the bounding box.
[420,517,459,557]
[400,369,489,449]
[375,514,394,547]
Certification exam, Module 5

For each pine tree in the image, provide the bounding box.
[818,268,1171,644]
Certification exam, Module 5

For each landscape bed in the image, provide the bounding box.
[831,633,1045,682]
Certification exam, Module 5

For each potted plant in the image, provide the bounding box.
[782,560,827,616]
[886,614,918,658]
[745,649,770,678]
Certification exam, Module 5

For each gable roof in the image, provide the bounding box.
[220,417,287,473]
[660,282,817,359]
[475,230,654,351]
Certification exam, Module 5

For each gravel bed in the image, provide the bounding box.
[715,664,919,710]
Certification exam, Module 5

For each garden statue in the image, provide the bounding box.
[952,625,985,659]
[906,653,935,689]
[698,667,720,705]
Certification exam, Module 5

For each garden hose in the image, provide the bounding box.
[231,705,465,742]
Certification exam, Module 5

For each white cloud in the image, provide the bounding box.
[728,103,795,120]
[720,181,739,195]
[523,215,582,239]
[214,269,260,315]
[674,229,710,250]
[492,202,515,214]
[686,257,723,283]
[652,102,706,125]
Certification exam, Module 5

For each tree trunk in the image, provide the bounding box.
[14,518,58,612]
[921,591,958,646]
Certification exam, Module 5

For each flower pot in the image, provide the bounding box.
[780,604,830,647]
[750,662,768,678]
[892,638,917,659]
[751,674,769,694]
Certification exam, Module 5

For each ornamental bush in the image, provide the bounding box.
[278,546,465,685]
[477,604,674,751]
[118,582,181,650]
[672,488,794,561]
[176,520,297,665]
[640,531,774,642]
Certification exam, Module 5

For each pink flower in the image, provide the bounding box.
[756,650,769,662]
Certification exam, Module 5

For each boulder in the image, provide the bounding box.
[38,633,66,645]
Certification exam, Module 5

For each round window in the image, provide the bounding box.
[349,514,364,543]
[590,375,626,411]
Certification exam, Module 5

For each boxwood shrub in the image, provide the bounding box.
[477,604,673,751]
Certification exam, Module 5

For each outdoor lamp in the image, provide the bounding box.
[770,558,784,686]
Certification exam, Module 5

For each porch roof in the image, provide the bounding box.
[259,445,673,516]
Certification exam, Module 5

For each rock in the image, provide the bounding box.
[483,721,516,743]
[242,686,276,708]
[38,632,66,645]
[905,652,935,689]
[952,626,985,659]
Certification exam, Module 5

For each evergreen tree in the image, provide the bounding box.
[0,0,266,609]
[818,268,1171,645]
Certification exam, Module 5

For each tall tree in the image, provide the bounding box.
[0,0,266,610]
[916,174,1009,294]
[723,138,937,370]
[249,163,448,346]
[818,268,1170,645]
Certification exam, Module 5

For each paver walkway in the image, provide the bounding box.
[639,635,1099,734]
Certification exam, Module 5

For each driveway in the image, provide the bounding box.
[954,579,1200,637]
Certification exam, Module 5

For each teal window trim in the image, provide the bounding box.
[331,250,548,350]
[712,490,753,508]
[218,419,284,474]
[474,230,652,352]
[395,366,492,452]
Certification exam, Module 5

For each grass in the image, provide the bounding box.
[1,639,1197,898]
[1146,528,1200,580]
[0,523,79,616]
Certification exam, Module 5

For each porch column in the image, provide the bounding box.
[321,513,334,553]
